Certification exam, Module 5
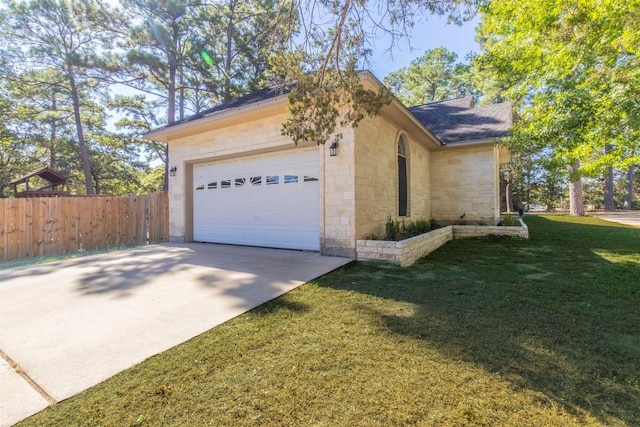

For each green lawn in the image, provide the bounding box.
[18,215,640,426]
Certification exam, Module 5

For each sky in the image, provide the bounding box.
[103,0,480,83]
[105,3,481,129]
[366,15,481,79]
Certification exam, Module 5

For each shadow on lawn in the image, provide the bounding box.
[316,216,640,425]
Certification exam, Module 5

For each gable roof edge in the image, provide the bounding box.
[144,70,446,147]
[357,72,443,148]
[440,137,501,148]
[383,99,444,148]
[144,93,289,142]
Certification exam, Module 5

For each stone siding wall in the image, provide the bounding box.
[430,144,499,222]
[321,127,357,257]
[353,116,431,240]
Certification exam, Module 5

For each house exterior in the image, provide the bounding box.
[145,71,512,258]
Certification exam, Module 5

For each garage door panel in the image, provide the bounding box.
[193,149,320,251]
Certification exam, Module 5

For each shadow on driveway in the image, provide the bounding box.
[0,243,350,426]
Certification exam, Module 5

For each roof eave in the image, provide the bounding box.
[144,94,290,142]
[390,100,444,148]
[440,137,506,148]
[357,72,443,148]
[145,70,444,147]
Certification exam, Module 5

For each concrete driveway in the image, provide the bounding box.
[596,211,640,228]
[0,243,351,426]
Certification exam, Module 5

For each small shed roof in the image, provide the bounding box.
[10,166,69,186]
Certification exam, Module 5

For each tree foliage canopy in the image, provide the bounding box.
[0,0,478,194]
[476,0,640,174]
[269,0,476,145]
[384,46,478,106]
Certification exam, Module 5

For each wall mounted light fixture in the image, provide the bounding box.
[169,166,177,177]
[329,141,338,157]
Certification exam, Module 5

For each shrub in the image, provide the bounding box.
[385,217,401,240]
[384,217,432,240]
[415,218,431,234]
[500,215,519,226]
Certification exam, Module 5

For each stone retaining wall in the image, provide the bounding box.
[356,220,528,267]
[454,220,529,239]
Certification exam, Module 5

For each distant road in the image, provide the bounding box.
[595,211,640,228]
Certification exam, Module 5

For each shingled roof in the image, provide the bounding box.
[170,83,295,126]
[151,76,512,146]
[408,96,513,144]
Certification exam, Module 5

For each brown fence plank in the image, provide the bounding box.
[0,199,6,260]
[50,198,61,255]
[104,197,114,247]
[121,196,128,246]
[70,198,78,252]
[127,196,134,246]
[24,199,36,258]
[157,192,169,243]
[45,198,54,256]
[0,193,168,262]
[43,198,55,257]
[4,199,18,259]
[149,192,158,244]
[63,197,74,254]
[5,198,19,259]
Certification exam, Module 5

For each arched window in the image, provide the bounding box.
[398,136,408,217]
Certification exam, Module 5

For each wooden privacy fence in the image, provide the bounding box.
[0,192,168,262]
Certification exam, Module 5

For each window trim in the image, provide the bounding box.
[397,134,409,217]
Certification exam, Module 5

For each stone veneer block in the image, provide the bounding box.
[453,219,528,239]
[356,226,454,267]
[356,220,528,267]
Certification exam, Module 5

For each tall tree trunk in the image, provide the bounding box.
[545,172,556,211]
[623,165,635,210]
[168,57,176,126]
[603,145,615,211]
[179,64,184,121]
[49,123,57,170]
[164,22,179,192]
[223,0,236,102]
[49,95,57,170]
[505,179,513,213]
[526,168,531,210]
[603,169,615,210]
[165,60,174,192]
[68,68,94,194]
[93,172,100,195]
[568,162,585,216]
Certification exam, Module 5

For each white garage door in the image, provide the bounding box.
[193,149,320,250]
